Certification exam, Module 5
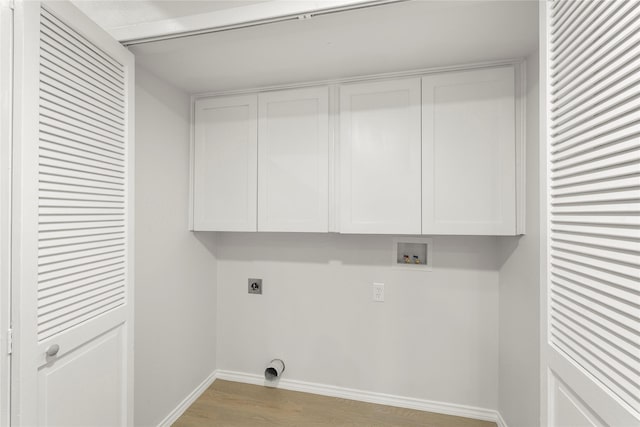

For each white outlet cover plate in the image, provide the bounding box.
[373,282,384,302]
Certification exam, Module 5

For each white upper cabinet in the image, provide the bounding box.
[258,87,329,232]
[192,65,521,235]
[339,78,422,234]
[422,66,516,235]
[193,95,258,231]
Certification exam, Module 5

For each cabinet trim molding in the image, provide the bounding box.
[192,58,526,99]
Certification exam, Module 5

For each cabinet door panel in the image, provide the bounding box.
[258,87,329,232]
[340,79,422,234]
[422,66,516,235]
[194,95,257,231]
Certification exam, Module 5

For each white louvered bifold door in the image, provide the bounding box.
[38,6,127,341]
[544,1,640,426]
[12,1,134,425]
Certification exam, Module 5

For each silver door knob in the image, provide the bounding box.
[45,344,60,357]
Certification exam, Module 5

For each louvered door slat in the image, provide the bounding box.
[551,109,639,151]
[40,137,124,165]
[551,0,572,19]
[552,1,639,83]
[553,145,640,176]
[39,172,124,192]
[40,57,123,112]
[40,125,124,156]
[40,194,124,207]
[40,9,122,75]
[37,298,124,341]
[40,94,124,136]
[551,53,640,119]
[552,71,640,130]
[40,28,124,93]
[550,0,603,57]
[39,239,124,259]
[550,325,640,407]
[551,294,638,353]
[38,261,125,292]
[39,231,124,247]
[40,186,123,201]
[552,137,639,170]
[552,314,640,392]
[550,0,615,65]
[39,163,123,185]
[40,151,124,177]
[38,271,124,300]
[554,165,640,191]
[551,270,639,318]
[552,125,640,161]
[552,94,640,141]
[38,284,124,319]
[40,107,124,145]
[552,308,640,373]
[40,73,124,121]
[552,230,640,253]
[39,37,123,101]
[548,2,640,415]
[551,176,640,197]
[40,145,124,172]
[551,248,639,278]
[552,288,637,359]
[552,240,640,266]
[37,7,127,342]
[551,265,640,314]
[551,0,583,38]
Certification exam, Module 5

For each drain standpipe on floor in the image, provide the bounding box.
[265,359,285,381]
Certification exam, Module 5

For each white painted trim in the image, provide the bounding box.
[157,370,218,427]
[0,2,13,426]
[188,95,195,231]
[216,370,502,424]
[327,84,339,233]
[116,0,406,45]
[515,60,527,235]
[496,411,509,427]
[193,58,525,99]
[539,1,550,425]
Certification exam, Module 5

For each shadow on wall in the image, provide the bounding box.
[136,65,190,120]
[196,231,506,271]
[495,235,523,268]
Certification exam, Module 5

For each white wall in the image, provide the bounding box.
[497,50,540,427]
[216,233,500,410]
[135,67,217,427]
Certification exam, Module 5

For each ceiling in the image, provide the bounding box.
[73,0,269,32]
[77,0,539,94]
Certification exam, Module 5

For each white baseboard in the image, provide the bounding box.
[157,370,217,427]
[216,369,505,425]
[496,411,508,427]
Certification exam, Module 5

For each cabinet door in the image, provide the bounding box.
[340,78,422,234]
[422,66,516,235]
[193,95,257,231]
[258,87,329,232]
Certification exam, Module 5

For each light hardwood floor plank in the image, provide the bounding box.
[173,380,497,427]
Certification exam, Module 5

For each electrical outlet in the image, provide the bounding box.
[248,278,262,294]
[373,283,384,302]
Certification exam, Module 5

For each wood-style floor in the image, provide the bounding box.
[173,380,497,427]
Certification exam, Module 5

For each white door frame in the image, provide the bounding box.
[0,1,13,426]
[539,1,549,423]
